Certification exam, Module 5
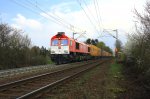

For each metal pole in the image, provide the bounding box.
[73,32,77,39]
[113,29,118,60]
[116,29,118,40]
[116,29,118,60]
[103,29,119,59]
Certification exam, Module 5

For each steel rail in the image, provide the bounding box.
[0,59,110,99]
[0,60,95,91]
[17,60,107,99]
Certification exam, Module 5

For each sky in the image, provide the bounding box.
[0,0,147,50]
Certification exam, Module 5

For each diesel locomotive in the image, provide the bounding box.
[50,32,112,64]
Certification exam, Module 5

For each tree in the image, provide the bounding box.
[91,39,96,45]
[128,1,150,73]
[96,41,105,48]
[40,46,47,57]
[85,38,99,45]
[85,38,91,44]
[0,24,12,47]
[95,39,99,44]
[104,46,113,54]
[124,2,150,95]
[0,23,50,69]
[0,23,32,69]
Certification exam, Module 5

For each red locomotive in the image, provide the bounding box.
[51,32,90,64]
[50,32,112,64]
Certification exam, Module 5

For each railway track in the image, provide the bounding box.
[0,60,93,85]
[0,59,107,99]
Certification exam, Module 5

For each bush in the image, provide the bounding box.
[125,1,150,88]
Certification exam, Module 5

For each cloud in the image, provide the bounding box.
[46,0,146,50]
[11,14,42,30]
[50,1,77,13]
[10,0,146,49]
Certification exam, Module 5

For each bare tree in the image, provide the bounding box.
[125,2,150,95]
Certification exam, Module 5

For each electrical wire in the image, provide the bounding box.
[10,0,70,29]
[10,0,93,39]
[95,0,104,28]
[82,0,97,25]
[11,0,86,33]
[76,0,100,36]
[93,0,102,36]
[26,0,70,29]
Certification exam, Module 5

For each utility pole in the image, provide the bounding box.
[73,32,77,39]
[70,25,77,39]
[103,29,119,59]
[70,25,86,39]
[113,29,118,60]
[113,29,118,40]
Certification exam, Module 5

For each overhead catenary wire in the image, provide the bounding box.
[95,0,104,28]
[76,0,100,36]
[10,0,70,30]
[82,0,98,26]
[33,1,86,34]
[26,0,71,28]
[95,0,112,38]
[93,0,103,36]
[26,0,71,30]
[94,0,101,28]
[31,0,89,38]
[82,0,104,38]
[11,0,87,35]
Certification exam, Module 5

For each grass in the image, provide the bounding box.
[47,59,53,64]
[42,60,127,99]
[106,61,126,98]
[46,56,54,64]
[110,62,122,78]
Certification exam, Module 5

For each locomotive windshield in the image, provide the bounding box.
[61,40,68,45]
[52,40,58,45]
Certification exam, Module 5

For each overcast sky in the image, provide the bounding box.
[0,0,147,50]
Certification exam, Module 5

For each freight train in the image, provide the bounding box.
[50,32,112,64]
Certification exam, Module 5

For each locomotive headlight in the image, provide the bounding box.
[51,50,55,53]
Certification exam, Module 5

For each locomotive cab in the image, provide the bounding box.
[51,32,70,55]
[50,32,70,64]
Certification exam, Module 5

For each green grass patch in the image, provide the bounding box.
[47,59,53,64]
[46,56,54,64]
[109,87,126,93]
[110,62,123,78]
[106,61,126,98]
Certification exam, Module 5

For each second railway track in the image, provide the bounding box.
[0,59,108,99]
